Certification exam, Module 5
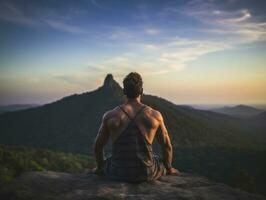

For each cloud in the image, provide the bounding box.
[160,41,230,65]
[54,74,94,86]
[85,36,231,77]
[44,20,88,34]
[143,44,160,51]
[145,28,160,35]
[110,29,132,40]
[90,0,105,9]
[0,1,87,34]
[0,1,36,26]
[180,0,266,43]
[224,9,251,23]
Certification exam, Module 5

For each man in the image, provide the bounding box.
[93,72,180,182]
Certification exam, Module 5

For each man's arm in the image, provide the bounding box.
[93,113,110,172]
[156,111,180,175]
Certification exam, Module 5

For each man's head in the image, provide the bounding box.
[123,72,143,99]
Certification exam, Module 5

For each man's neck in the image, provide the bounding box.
[126,96,141,104]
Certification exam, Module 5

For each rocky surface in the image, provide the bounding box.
[1,171,265,200]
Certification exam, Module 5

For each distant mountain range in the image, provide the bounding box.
[211,105,264,117]
[0,74,265,154]
[0,104,40,114]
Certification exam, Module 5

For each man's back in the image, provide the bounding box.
[102,102,167,182]
[104,102,161,145]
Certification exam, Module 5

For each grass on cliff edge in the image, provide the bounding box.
[0,144,94,184]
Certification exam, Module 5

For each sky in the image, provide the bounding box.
[0,0,266,105]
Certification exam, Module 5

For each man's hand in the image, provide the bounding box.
[166,167,181,176]
[91,166,104,175]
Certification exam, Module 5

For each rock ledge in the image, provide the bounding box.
[1,171,265,200]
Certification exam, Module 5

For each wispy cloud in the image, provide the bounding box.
[223,9,251,23]
[90,0,105,9]
[180,0,266,43]
[110,29,133,40]
[0,1,88,34]
[44,19,87,34]
[144,28,160,35]
[84,36,231,78]
[0,1,36,26]
[159,41,231,69]
[53,73,99,87]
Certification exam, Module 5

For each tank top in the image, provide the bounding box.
[104,105,165,182]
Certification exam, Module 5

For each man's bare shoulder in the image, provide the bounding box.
[143,104,163,122]
[102,106,121,121]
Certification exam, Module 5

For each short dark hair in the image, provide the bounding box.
[123,72,143,99]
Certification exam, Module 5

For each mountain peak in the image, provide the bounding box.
[235,104,248,108]
[102,74,121,89]
[211,104,263,117]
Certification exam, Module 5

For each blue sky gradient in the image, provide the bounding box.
[0,0,266,104]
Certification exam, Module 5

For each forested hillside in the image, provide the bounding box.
[0,144,93,185]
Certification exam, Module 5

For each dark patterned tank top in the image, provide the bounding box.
[104,105,165,182]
